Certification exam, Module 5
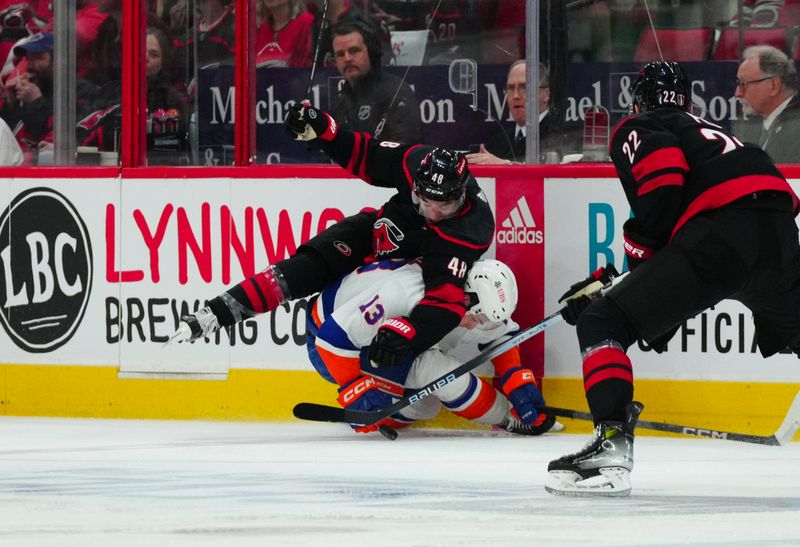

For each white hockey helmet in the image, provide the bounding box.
[464,259,518,323]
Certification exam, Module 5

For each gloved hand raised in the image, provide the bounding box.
[557,264,619,326]
[368,317,416,368]
[498,366,545,425]
[337,375,393,433]
[284,101,338,142]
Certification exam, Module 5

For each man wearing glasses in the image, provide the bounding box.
[468,60,579,165]
[734,45,800,163]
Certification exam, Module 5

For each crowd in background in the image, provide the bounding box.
[1,1,799,166]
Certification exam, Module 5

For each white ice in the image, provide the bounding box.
[2,417,800,547]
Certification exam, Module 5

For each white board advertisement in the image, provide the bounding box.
[0,176,497,377]
[544,177,800,383]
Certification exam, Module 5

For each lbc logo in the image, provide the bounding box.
[0,188,93,352]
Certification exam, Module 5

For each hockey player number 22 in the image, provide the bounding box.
[699,128,743,154]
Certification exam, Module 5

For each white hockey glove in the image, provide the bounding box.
[165,306,220,345]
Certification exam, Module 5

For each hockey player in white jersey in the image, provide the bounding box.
[305,258,558,434]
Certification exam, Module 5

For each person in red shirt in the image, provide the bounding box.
[256,0,314,68]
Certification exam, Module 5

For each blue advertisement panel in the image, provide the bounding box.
[196,61,746,165]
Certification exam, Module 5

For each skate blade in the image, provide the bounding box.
[544,467,631,498]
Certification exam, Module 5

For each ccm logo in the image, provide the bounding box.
[342,377,375,404]
[682,427,728,439]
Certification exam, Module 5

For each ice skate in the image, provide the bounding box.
[545,401,642,497]
[495,412,564,436]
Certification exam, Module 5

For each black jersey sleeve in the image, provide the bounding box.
[609,115,688,245]
[322,127,428,192]
[405,192,494,353]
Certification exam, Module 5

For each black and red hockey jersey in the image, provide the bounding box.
[609,107,799,251]
[321,128,495,353]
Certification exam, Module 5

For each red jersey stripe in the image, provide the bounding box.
[632,147,688,181]
[427,223,493,249]
[637,172,685,196]
[670,175,799,240]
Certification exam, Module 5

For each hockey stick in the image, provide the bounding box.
[305,0,330,99]
[546,389,800,446]
[293,309,565,426]
[294,269,628,427]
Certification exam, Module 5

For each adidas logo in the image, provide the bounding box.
[497,197,543,244]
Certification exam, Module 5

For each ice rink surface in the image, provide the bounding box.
[2,417,800,547]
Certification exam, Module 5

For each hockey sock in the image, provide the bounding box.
[207,265,291,327]
[443,375,507,425]
[582,341,633,423]
[272,250,334,298]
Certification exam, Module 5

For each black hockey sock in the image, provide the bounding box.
[586,379,633,423]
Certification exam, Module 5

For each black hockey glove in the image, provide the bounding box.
[284,101,339,142]
[559,295,592,326]
[368,317,417,368]
[622,218,661,271]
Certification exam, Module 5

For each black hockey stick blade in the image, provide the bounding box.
[293,309,566,426]
[547,391,800,446]
[293,402,345,423]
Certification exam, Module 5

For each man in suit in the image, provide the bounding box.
[733,45,800,164]
[466,61,569,164]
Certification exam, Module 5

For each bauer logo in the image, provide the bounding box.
[497,196,543,245]
[0,188,93,352]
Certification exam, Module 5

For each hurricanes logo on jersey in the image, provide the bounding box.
[372,218,405,256]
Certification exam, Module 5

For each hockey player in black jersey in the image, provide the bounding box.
[168,102,495,412]
[546,61,800,497]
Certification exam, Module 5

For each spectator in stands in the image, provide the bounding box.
[0,32,54,158]
[84,0,121,88]
[734,45,800,164]
[0,1,41,68]
[423,0,483,64]
[255,0,314,68]
[330,20,421,143]
[40,1,108,78]
[145,26,188,164]
[467,61,576,164]
[309,0,392,67]
[161,0,191,89]
[193,0,235,68]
